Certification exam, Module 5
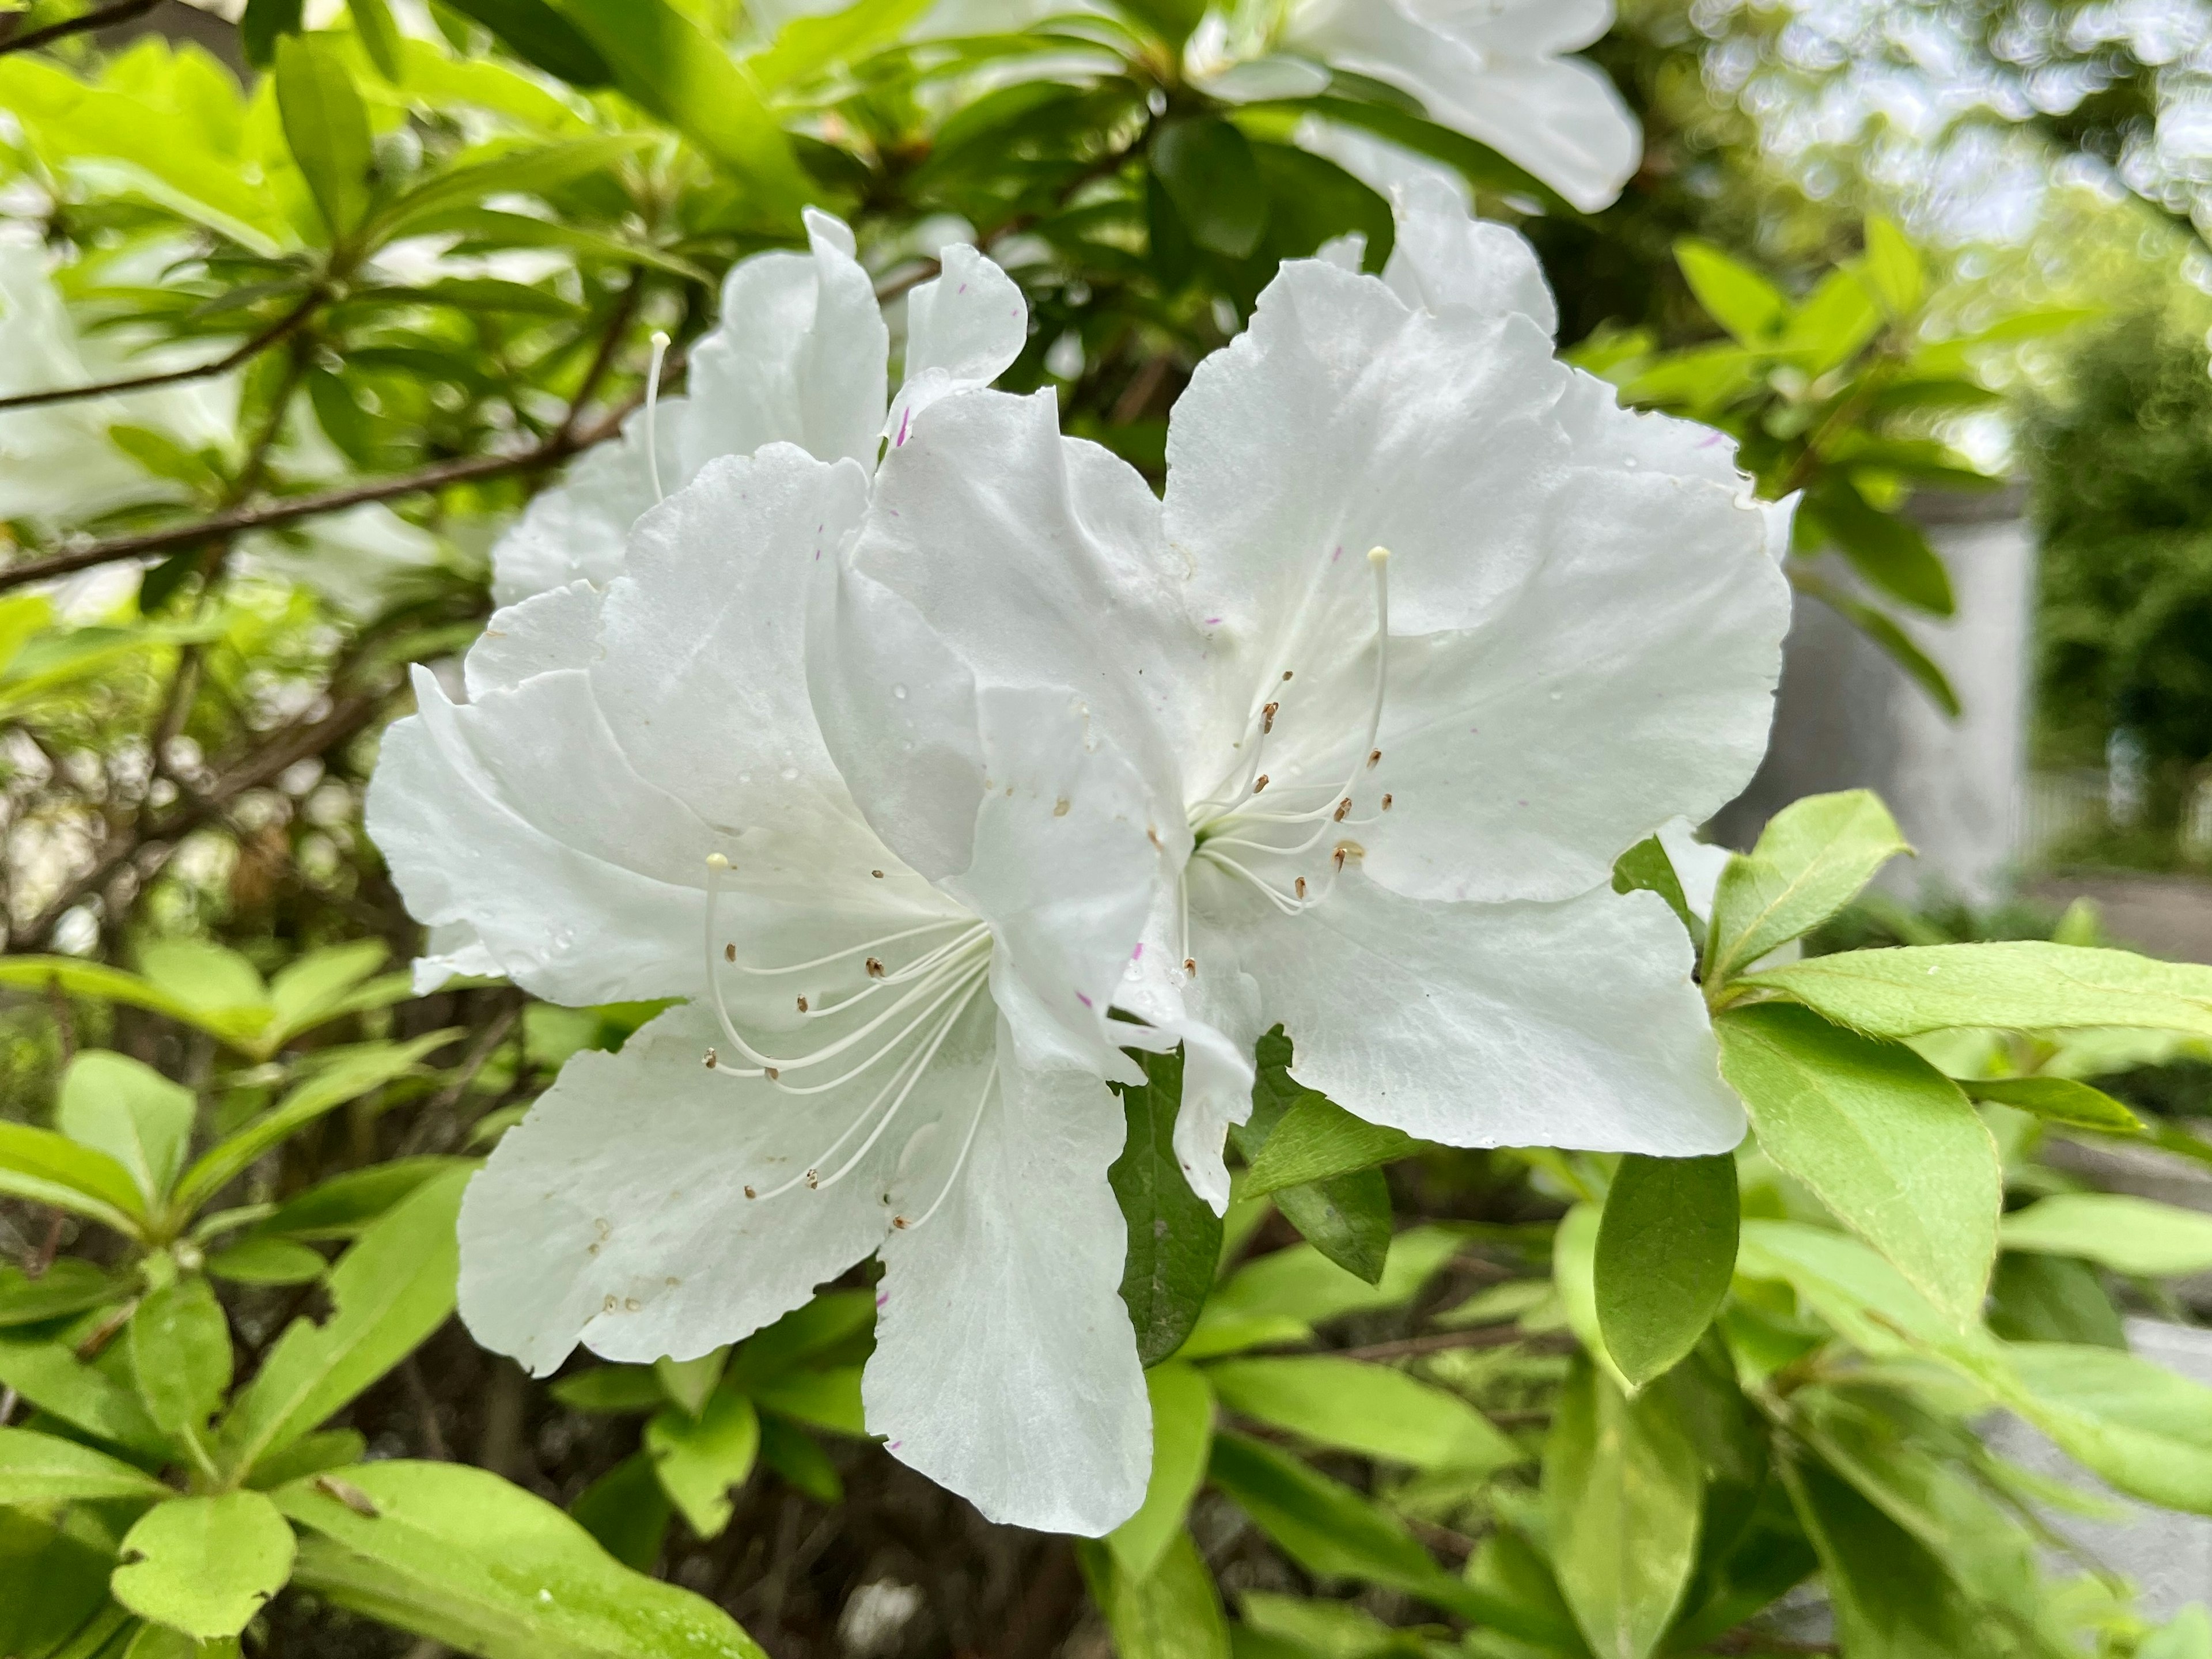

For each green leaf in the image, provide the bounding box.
[570,1452,672,1572]
[1777,267,1884,374]
[740,1365,863,1438]
[1706,790,1910,984]
[1794,571,1962,716]
[756,1416,842,1504]
[128,1278,232,1442]
[1211,1225,1461,1328]
[745,0,932,91]
[1152,118,1267,259]
[1861,218,1923,317]
[0,1507,129,1659]
[1107,1361,1214,1581]
[266,941,390,1044]
[1779,1453,1979,1658]
[2144,1606,2212,1659]
[206,1237,328,1286]
[1908,306,2100,377]
[0,1332,168,1456]
[0,1260,122,1328]
[644,1390,758,1540]
[1804,478,1955,617]
[1999,1193,2212,1278]
[724,1289,874,1386]
[1594,1153,1738,1387]
[1240,1098,1415,1199]
[1544,1357,1705,1659]
[556,0,805,212]
[1715,1004,1999,1325]
[122,1628,243,1659]
[56,1053,196,1204]
[1075,1531,1229,1659]
[1957,1074,2142,1132]
[1739,941,2212,1040]
[1233,1029,1393,1284]
[1733,1220,1987,1367]
[241,0,305,66]
[256,1156,468,1241]
[349,0,404,79]
[1612,836,1696,936]
[1987,1252,2125,1348]
[112,1492,296,1640]
[653,1349,729,1419]
[278,1460,767,1657]
[244,1429,368,1492]
[371,135,650,243]
[552,1365,666,1414]
[1554,1202,1633,1393]
[0,1122,147,1237]
[221,1166,468,1474]
[1110,1044,1221,1366]
[1214,1354,1520,1475]
[439,0,614,86]
[175,1033,457,1214]
[0,1425,170,1503]
[275,34,376,241]
[1674,238,1788,346]
[2008,1343,2212,1513]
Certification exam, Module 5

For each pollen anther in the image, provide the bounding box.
[1262,700,1278,732]
[796,995,809,1012]
[704,1048,718,1069]
[866,956,885,978]
[724,942,736,963]
[1333,797,1351,821]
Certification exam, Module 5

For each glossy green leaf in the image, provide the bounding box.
[1239,1096,1415,1198]
[112,1493,296,1640]
[1152,118,1267,259]
[756,1415,842,1504]
[1612,835,1696,936]
[56,1052,195,1204]
[741,1364,863,1437]
[438,0,613,85]
[1544,1357,1705,1659]
[1111,1044,1221,1365]
[0,1425,169,1503]
[278,1460,767,1658]
[1234,1029,1394,1284]
[1706,790,1909,984]
[0,1121,149,1236]
[128,1278,231,1441]
[1208,1355,1517,1473]
[2000,1192,2212,1278]
[1780,1454,1979,1658]
[1675,238,1788,344]
[240,0,304,65]
[1594,1153,1738,1386]
[1107,1361,1214,1581]
[275,34,376,240]
[221,1166,468,1473]
[372,135,651,243]
[1717,1004,1999,1324]
[1804,478,1954,616]
[645,1391,759,1540]
[569,1452,672,1572]
[1075,1530,1229,1659]
[1740,941,2212,1040]
[552,1365,667,1414]
[0,1259,122,1327]
[1957,1074,2143,1131]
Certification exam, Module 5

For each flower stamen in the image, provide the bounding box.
[645,331,671,504]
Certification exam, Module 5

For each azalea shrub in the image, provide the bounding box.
[3,3,2212,1658]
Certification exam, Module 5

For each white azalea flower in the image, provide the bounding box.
[366,436,1158,1535]
[1185,0,1642,214]
[490,210,1025,605]
[811,194,1792,1211]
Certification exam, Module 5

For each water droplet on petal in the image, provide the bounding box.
[892,683,908,700]
[779,765,800,781]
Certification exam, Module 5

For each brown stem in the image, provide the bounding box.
[1331,1326,1574,1363]
[0,286,320,414]
[555,272,645,445]
[0,0,160,58]
[396,998,521,1157]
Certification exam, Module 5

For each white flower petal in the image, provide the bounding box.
[410,922,500,995]
[1657,815,1732,923]
[1118,1012,1256,1215]
[1196,866,1745,1154]
[464,579,604,701]
[683,207,888,478]
[489,402,685,605]
[458,1003,953,1374]
[366,664,714,1005]
[885,243,1028,448]
[868,1029,1149,1536]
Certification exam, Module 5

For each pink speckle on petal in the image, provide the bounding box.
[1699,431,1724,448]
[1331,544,1343,562]
[1076,991,1093,1008]
[888,1441,902,1451]
[876,1291,888,1307]
[1131,942,1143,960]
[1204,616,1222,626]
[895,407,912,446]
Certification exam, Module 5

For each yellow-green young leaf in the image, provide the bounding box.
[1959,1074,2142,1132]
[1594,1154,1737,1387]
[741,1365,863,1437]
[2006,1344,2212,1514]
[0,1120,149,1235]
[112,1491,296,1639]
[1706,790,1908,985]
[745,0,933,91]
[0,1331,169,1455]
[653,1349,729,1419]
[1779,1455,1980,1658]
[1240,1593,1406,1658]
[1544,1358,1705,1659]
[1074,1530,1229,1659]
[1741,941,2212,1040]
[1612,836,1696,935]
[1204,1434,1440,1600]
[349,0,403,79]
[124,1626,244,1659]
[1716,1005,1999,1325]
[1733,1221,1992,1368]
[2001,1194,2212,1279]
[2143,1606,2212,1659]
[221,1166,468,1472]
[1862,218,1924,317]
[206,1237,328,1286]
[265,940,389,1043]
[276,1460,767,1658]
[275,33,376,238]
[1111,1046,1221,1365]
[1107,1362,1214,1581]
[645,1391,758,1540]
[0,1425,170,1503]
[1206,1355,1518,1474]
[129,1278,232,1440]
[58,1051,196,1203]
[1552,1204,1633,1393]
[1673,238,1788,344]
[556,0,805,212]
[135,940,268,1030]
[0,1259,122,1327]
[0,957,206,1035]
[1776,267,1884,373]
[551,1365,665,1414]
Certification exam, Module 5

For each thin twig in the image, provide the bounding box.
[396,998,520,1157]
[1330,1326,1574,1363]
[400,1356,451,1461]
[0,287,320,414]
[555,272,644,444]
[0,0,160,58]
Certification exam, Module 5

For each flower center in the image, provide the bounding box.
[1179,546,1397,961]
[695,855,996,1230]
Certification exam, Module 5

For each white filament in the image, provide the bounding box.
[645,331,671,503]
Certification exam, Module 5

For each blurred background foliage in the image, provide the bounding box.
[3,0,2212,1656]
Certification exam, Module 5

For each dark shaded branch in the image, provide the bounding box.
[0,287,321,414]
[0,0,160,57]
[1331,1326,1575,1363]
